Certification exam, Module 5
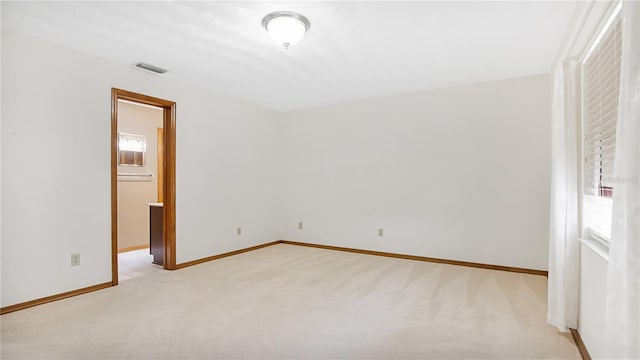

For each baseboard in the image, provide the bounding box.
[2,242,282,315]
[280,240,548,276]
[1,239,546,315]
[117,244,149,253]
[0,282,113,315]
[175,241,282,269]
[570,328,592,360]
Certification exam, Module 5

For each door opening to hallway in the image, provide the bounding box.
[111,89,176,285]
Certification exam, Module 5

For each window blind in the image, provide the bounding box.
[583,15,621,197]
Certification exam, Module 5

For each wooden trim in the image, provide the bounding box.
[112,89,174,108]
[2,240,548,315]
[279,240,549,276]
[163,103,176,270]
[111,88,177,284]
[570,328,592,360]
[0,282,112,315]
[157,127,164,203]
[175,241,281,269]
[110,89,119,286]
[117,244,150,253]
[176,240,548,276]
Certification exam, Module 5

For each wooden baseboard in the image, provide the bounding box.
[175,241,282,269]
[570,328,592,360]
[2,242,281,315]
[279,240,548,276]
[0,282,113,315]
[117,244,149,253]
[2,240,546,315]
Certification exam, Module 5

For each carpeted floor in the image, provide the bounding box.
[1,244,579,359]
[118,247,160,281]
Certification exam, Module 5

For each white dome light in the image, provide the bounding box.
[262,11,310,50]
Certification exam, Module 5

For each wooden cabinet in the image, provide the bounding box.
[148,203,163,265]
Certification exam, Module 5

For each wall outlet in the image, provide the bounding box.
[378,228,384,237]
[298,222,303,230]
[237,226,242,236]
[71,253,80,266]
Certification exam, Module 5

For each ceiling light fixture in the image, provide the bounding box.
[262,11,310,50]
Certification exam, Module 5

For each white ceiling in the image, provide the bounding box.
[2,1,577,112]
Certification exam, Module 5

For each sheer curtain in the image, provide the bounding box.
[604,1,640,358]
[548,59,580,331]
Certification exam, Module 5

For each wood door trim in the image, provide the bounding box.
[157,127,164,203]
[162,103,177,270]
[111,88,177,285]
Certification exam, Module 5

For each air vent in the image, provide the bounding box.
[132,62,168,75]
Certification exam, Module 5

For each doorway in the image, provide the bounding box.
[111,88,176,286]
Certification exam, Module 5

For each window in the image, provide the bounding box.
[581,8,621,241]
[118,132,146,166]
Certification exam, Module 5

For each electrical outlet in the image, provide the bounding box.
[298,222,303,230]
[71,253,80,267]
[237,226,242,236]
[378,228,384,237]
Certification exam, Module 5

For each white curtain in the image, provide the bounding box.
[604,1,640,358]
[548,59,580,331]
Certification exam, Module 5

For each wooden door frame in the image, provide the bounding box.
[111,88,177,285]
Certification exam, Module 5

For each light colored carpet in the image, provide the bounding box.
[1,244,579,359]
[118,248,160,281]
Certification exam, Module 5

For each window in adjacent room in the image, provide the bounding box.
[118,132,146,166]
[581,5,621,243]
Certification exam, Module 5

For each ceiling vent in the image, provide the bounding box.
[132,62,168,75]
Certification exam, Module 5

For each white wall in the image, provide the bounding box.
[117,101,163,250]
[1,29,282,307]
[280,74,551,270]
[579,242,609,358]
[1,27,553,309]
